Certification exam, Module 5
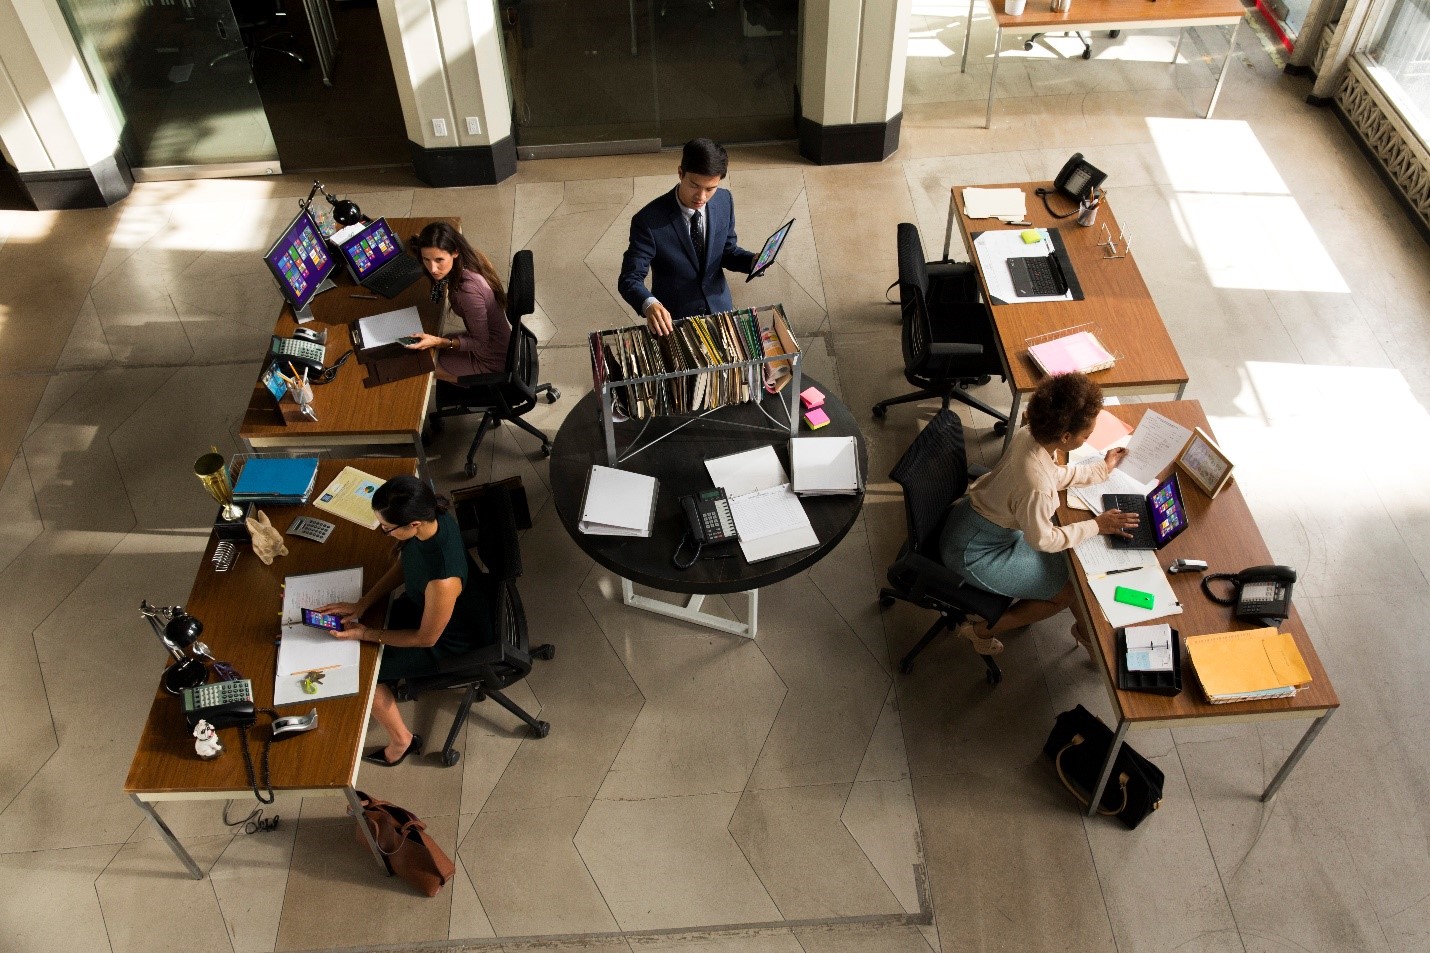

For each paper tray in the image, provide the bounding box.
[1115,627,1183,696]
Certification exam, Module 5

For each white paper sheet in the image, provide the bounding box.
[356,306,423,350]
[962,187,1027,221]
[579,465,658,536]
[273,567,364,706]
[972,229,1073,304]
[1085,557,1183,628]
[1120,410,1193,484]
[1069,466,1155,514]
[791,436,859,494]
[705,445,788,497]
[1072,535,1144,576]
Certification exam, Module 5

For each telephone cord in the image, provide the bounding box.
[236,709,279,804]
[1034,187,1080,220]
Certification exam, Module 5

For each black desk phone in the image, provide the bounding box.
[1201,565,1296,624]
[269,327,326,378]
[1037,153,1108,218]
[682,488,738,545]
[182,678,255,729]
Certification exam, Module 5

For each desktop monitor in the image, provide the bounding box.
[336,217,403,283]
[263,209,336,319]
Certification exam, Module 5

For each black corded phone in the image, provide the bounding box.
[1037,153,1108,218]
[1201,565,1297,624]
[182,679,276,803]
[268,327,326,379]
[672,488,738,569]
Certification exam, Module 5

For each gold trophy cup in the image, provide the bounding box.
[194,447,243,521]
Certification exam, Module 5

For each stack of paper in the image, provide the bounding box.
[1072,540,1182,628]
[313,466,386,529]
[705,445,817,563]
[1027,331,1116,377]
[791,436,861,495]
[1184,627,1312,704]
[579,465,658,537]
[233,456,320,506]
[354,306,423,354]
[962,187,1027,221]
[274,567,364,706]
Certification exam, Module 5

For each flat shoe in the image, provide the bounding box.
[956,621,1004,656]
[1070,623,1090,647]
[363,733,422,767]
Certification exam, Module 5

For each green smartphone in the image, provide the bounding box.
[1113,586,1155,610]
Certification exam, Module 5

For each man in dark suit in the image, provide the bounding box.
[618,138,756,335]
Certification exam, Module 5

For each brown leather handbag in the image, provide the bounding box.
[352,792,456,896]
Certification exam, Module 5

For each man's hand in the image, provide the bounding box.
[643,300,674,336]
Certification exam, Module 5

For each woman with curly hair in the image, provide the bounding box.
[939,372,1140,655]
[403,222,511,381]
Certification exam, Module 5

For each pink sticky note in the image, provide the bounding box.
[800,386,825,410]
[803,407,831,430]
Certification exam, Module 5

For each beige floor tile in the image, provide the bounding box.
[0,450,42,577]
[575,793,780,931]
[274,811,456,950]
[96,834,234,953]
[840,779,923,915]
[729,783,902,920]
[501,938,631,953]
[458,678,545,817]
[450,852,499,940]
[807,519,891,672]
[55,296,116,371]
[792,923,936,952]
[513,181,567,252]
[630,929,801,952]
[0,843,120,953]
[209,818,299,953]
[463,797,619,937]
[856,686,911,784]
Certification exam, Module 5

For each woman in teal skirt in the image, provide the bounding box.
[939,373,1139,655]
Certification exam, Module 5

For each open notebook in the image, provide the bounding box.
[704,445,818,563]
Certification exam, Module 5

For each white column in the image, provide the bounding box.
[799,0,912,163]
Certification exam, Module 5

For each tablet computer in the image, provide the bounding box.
[746,218,794,282]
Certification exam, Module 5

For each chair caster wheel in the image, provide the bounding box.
[442,749,461,766]
[534,721,551,738]
[987,669,1003,685]
[1109,29,1120,37]
[872,405,887,418]
[879,595,896,608]
[1023,40,1034,51]
[532,644,555,660]
[1082,48,1092,59]
[545,388,560,404]
[540,444,552,458]
[993,421,1008,436]
[464,462,478,478]
[899,658,915,675]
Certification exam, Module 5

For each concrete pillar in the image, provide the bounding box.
[798,0,912,165]
[379,0,516,186]
[0,0,130,209]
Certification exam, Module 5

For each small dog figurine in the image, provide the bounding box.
[193,720,223,759]
[246,509,288,565]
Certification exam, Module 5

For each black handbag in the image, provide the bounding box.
[1042,705,1163,829]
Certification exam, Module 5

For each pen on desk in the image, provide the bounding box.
[1096,567,1142,579]
[350,294,380,299]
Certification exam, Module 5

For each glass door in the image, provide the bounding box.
[55,0,280,174]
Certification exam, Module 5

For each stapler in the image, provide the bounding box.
[271,708,318,740]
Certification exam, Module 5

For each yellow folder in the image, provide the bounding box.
[1184,627,1312,699]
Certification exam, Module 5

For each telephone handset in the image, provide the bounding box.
[181,679,277,803]
[268,327,326,379]
[1201,565,1297,624]
[1037,153,1108,218]
[672,488,739,569]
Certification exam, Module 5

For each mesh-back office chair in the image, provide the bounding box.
[1023,30,1120,59]
[428,250,560,477]
[873,223,1010,433]
[399,479,554,767]
[209,0,309,77]
[880,410,1014,685]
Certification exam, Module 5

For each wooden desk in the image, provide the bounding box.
[239,217,450,478]
[949,183,1188,449]
[1059,401,1338,813]
[961,0,1246,127]
[125,458,417,879]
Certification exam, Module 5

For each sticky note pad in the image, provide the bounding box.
[800,386,825,410]
[1020,229,1042,244]
[803,407,831,430]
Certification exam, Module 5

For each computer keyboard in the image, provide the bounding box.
[1008,255,1067,297]
[1103,493,1155,549]
[365,255,425,299]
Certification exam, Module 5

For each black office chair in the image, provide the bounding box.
[879,410,1014,685]
[1023,30,1119,59]
[873,223,1010,433]
[209,0,309,77]
[428,250,560,477]
[399,479,554,767]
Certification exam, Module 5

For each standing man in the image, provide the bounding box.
[619,138,756,335]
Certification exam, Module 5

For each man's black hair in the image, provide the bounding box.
[680,138,729,178]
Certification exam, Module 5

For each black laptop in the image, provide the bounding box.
[1103,472,1189,551]
[335,217,424,298]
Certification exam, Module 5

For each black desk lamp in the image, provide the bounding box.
[302,180,365,228]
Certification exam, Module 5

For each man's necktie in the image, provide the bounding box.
[690,210,706,267]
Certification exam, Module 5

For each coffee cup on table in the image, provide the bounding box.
[1006,0,1027,13]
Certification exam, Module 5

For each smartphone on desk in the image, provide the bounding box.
[300,608,344,631]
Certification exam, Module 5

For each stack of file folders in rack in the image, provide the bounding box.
[232,456,321,507]
[589,305,798,420]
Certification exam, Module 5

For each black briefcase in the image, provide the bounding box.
[1042,705,1163,829]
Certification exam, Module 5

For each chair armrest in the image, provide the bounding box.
[453,370,507,389]
[926,260,974,280]
[928,341,983,357]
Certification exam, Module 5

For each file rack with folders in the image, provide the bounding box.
[588,304,802,466]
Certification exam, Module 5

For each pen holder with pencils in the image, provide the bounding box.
[1077,191,1101,227]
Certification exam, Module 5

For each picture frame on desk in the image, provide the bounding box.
[1176,427,1234,499]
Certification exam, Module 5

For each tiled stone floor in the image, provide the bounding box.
[2,11,1428,953]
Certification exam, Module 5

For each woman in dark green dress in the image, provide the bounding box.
[319,476,492,766]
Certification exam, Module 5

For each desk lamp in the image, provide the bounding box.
[139,600,209,694]
[302,179,365,229]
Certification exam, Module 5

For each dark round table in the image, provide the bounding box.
[550,377,866,635]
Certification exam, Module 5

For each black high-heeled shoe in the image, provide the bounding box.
[363,733,423,767]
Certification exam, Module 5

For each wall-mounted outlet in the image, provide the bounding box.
[432,118,448,137]
[465,116,481,136]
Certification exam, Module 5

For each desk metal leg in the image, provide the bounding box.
[411,432,431,482]
[620,577,757,638]
[1086,719,1130,817]
[1175,382,1187,400]
[344,786,391,872]
[1261,708,1334,802]
[960,0,976,73]
[131,795,203,880]
[1172,27,1184,64]
[943,190,958,261]
[1001,391,1022,455]
[1205,18,1241,119]
[985,26,1002,128]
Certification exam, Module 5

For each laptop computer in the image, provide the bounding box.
[1103,472,1189,550]
[746,219,794,282]
[334,218,424,298]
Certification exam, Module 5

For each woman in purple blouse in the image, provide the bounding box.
[404,222,512,380]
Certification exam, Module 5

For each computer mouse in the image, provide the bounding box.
[271,708,318,740]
